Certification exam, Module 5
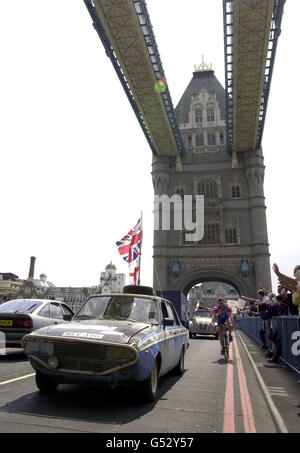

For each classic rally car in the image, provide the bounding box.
[189,309,218,339]
[22,286,189,403]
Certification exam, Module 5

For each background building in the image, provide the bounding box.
[1,257,126,312]
[100,262,126,294]
[0,273,23,301]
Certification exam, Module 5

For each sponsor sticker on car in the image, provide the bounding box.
[62,332,104,339]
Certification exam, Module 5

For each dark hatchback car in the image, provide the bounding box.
[0,299,74,347]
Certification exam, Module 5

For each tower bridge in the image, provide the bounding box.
[83,0,286,298]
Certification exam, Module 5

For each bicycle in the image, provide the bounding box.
[222,326,229,362]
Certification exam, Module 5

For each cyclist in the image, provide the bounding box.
[212,298,233,355]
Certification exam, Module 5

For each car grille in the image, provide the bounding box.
[195,323,211,332]
[52,340,137,374]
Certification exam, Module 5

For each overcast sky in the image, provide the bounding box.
[0,1,299,292]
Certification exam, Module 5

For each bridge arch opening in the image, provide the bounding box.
[174,268,250,312]
[185,279,239,312]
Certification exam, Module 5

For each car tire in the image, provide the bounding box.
[139,358,159,403]
[35,371,58,393]
[173,347,185,376]
[189,330,194,339]
[215,333,219,340]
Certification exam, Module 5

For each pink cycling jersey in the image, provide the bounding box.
[212,305,232,325]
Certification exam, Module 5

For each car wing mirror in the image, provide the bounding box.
[163,317,174,328]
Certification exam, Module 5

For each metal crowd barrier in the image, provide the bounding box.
[237,316,300,374]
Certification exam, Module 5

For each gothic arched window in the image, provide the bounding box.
[232,185,241,198]
[195,134,204,146]
[207,109,214,122]
[195,108,202,123]
[197,179,218,199]
[202,223,220,244]
[207,133,216,145]
[176,188,184,199]
[225,228,237,244]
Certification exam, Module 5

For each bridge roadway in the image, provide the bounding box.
[0,331,298,434]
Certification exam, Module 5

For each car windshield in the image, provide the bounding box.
[0,300,43,314]
[75,296,159,324]
[194,311,212,319]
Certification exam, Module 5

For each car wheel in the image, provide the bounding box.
[215,333,219,340]
[189,330,193,339]
[35,371,58,393]
[140,358,159,403]
[173,347,185,375]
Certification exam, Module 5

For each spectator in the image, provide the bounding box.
[293,269,300,315]
[241,290,270,315]
[256,301,278,360]
[272,263,299,315]
[267,292,277,303]
[275,286,295,316]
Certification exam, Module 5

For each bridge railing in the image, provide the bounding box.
[237,316,300,375]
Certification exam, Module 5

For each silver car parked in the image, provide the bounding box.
[0,299,74,347]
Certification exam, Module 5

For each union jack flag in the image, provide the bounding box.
[129,256,140,285]
[116,218,142,264]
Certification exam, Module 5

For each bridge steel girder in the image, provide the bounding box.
[223,0,286,157]
[83,0,184,158]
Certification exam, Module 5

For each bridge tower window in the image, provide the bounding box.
[225,228,237,244]
[202,223,220,244]
[207,133,216,145]
[232,185,241,198]
[195,134,204,146]
[195,108,202,123]
[207,109,214,122]
[176,188,184,199]
[198,179,218,199]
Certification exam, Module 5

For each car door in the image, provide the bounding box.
[49,302,65,325]
[166,301,186,366]
[35,303,54,329]
[160,300,178,373]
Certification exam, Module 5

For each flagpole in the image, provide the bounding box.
[138,211,143,285]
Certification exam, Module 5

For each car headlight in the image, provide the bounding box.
[48,355,59,369]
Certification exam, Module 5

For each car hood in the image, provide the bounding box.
[192,317,212,324]
[31,319,151,345]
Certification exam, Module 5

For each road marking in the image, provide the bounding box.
[233,335,256,433]
[236,331,288,433]
[0,373,35,386]
[267,387,289,397]
[223,341,235,433]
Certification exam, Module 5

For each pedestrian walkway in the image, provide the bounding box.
[237,330,300,433]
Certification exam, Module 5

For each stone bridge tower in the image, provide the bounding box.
[152,67,272,298]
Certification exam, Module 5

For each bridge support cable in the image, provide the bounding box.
[223,0,286,159]
[83,0,184,158]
